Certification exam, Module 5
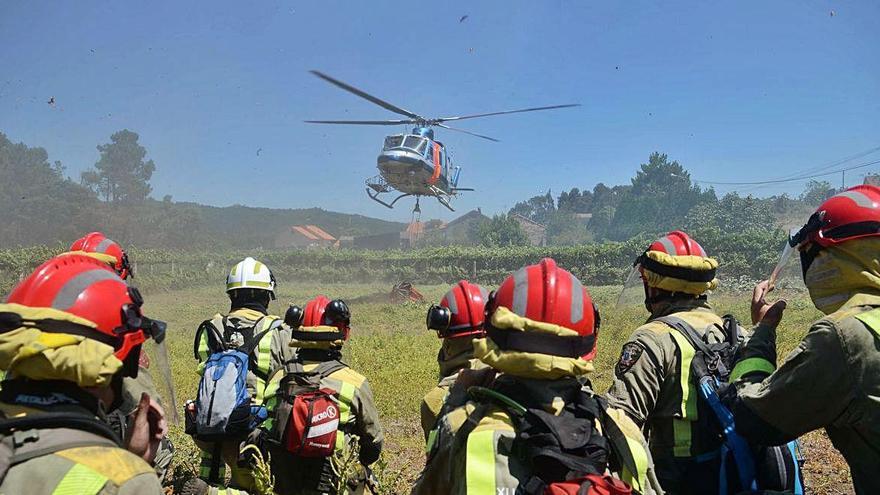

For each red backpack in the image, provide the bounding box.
[544,474,632,495]
[268,360,347,458]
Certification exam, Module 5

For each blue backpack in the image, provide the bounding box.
[657,315,805,495]
[189,317,272,441]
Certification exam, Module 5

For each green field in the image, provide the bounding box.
[148,283,853,494]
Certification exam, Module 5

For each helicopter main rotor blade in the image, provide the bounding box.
[304,119,418,125]
[310,70,425,121]
[437,123,500,142]
[435,103,580,123]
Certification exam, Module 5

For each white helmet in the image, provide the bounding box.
[227,257,276,299]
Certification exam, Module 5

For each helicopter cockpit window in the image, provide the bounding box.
[403,136,427,154]
[383,136,404,150]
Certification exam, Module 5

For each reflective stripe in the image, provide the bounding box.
[227,280,271,289]
[254,338,273,402]
[855,308,880,338]
[52,463,108,495]
[656,235,678,255]
[730,357,775,382]
[51,269,119,310]
[835,190,876,208]
[262,378,282,430]
[669,330,698,457]
[465,429,497,494]
[335,381,356,452]
[199,450,226,480]
[426,428,438,453]
[197,331,210,362]
[619,432,649,492]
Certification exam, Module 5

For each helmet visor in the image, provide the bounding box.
[615,263,646,311]
[768,227,807,291]
[147,338,180,425]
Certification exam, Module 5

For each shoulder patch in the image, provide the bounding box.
[615,342,645,377]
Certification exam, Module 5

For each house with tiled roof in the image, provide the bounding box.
[275,225,337,248]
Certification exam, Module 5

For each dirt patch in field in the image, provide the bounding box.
[801,430,853,494]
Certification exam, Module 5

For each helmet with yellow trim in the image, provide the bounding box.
[775,185,880,314]
[426,280,488,339]
[476,259,600,380]
[68,231,132,280]
[226,257,277,302]
[788,184,880,275]
[1,254,166,382]
[636,230,718,299]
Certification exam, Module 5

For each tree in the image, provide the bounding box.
[800,180,836,207]
[472,214,529,247]
[509,191,556,225]
[603,153,716,240]
[0,132,97,245]
[82,130,155,202]
[683,193,775,237]
[558,187,593,213]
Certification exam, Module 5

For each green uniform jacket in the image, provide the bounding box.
[0,392,163,494]
[727,294,880,495]
[261,349,384,494]
[606,299,749,492]
[195,307,292,403]
[606,300,731,457]
[412,376,662,495]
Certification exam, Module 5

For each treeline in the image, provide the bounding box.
[505,152,832,246]
[0,131,403,249]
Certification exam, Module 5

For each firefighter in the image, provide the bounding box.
[258,296,383,495]
[190,257,292,492]
[421,280,489,441]
[65,231,175,479]
[0,254,167,494]
[412,258,662,495]
[725,184,880,494]
[605,231,732,493]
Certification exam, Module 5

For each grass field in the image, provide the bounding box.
[145,282,854,494]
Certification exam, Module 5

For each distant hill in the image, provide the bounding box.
[185,202,405,247]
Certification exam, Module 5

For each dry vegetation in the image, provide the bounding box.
[146,283,853,494]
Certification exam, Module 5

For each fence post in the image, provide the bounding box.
[472,260,477,280]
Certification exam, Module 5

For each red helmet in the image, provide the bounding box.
[70,232,132,279]
[301,295,351,339]
[426,280,488,338]
[5,254,165,371]
[487,258,600,361]
[791,185,880,248]
[646,230,708,257]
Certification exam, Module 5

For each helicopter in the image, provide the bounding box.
[305,71,579,212]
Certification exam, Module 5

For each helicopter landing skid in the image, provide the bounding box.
[433,195,452,211]
[365,188,412,209]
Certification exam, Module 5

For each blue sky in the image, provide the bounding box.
[1,1,878,222]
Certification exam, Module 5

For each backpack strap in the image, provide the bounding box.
[194,317,227,360]
[312,360,347,380]
[655,315,727,379]
[655,316,715,358]
[280,359,347,385]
